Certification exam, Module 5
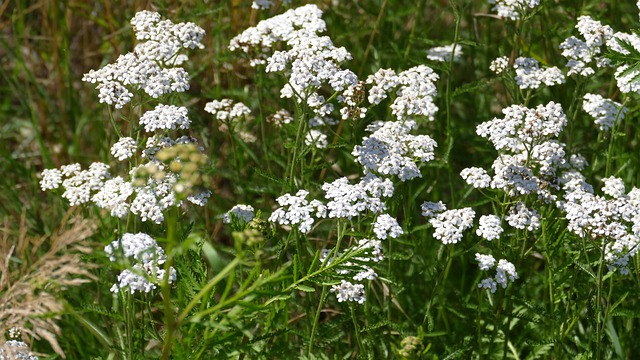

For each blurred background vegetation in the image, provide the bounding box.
[2,0,640,358]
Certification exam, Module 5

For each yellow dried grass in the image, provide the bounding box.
[0,209,97,358]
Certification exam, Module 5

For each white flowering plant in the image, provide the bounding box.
[4,0,640,359]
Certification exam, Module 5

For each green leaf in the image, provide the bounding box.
[293,284,316,293]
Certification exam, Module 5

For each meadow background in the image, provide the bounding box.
[1,0,640,358]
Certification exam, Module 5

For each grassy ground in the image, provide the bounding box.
[2,0,640,358]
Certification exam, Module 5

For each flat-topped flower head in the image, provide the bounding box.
[583,93,628,131]
[139,105,190,132]
[429,207,476,244]
[40,162,112,207]
[205,99,251,122]
[40,168,62,191]
[476,255,518,293]
[513,57,565,89]
[224,204,256,224]
[506,202,541,231]
[352,120,437,181]
[269,189,326,233]
[487,0,540,21]
[602,176,626,199]
[477,102,567,152]
[490,56,509,74]
[230,5,363,118]
[560,16,613,76]
[111,137,137,160]
[475,253,496,271]
[92,176,134,218]
[330,280,366,304]
[321,174,394,219]
[83,11,203,108]
[477,215,503,241]
[373,214,403,240]
[427,44,463,63]
[461,167,491,189]
[367,65,439,121]
[105,232,177,294]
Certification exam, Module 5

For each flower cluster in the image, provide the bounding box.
[473,102,572,200]
[476,215,503,241]
[512,57,565,90]
[560,16,613,76]
[82,11,204,108]
[224,204,256,224]
[607,31,640,93]
[424,206,476,245]
[322,174,394,219]
[490,56,509,74]
[426,44,463,63]
[582,93,627,131]
[252,0,291,10]
[366,65,439,121]
[139,104,191,132]
[476,254,519,293]
[41,11,210,225]
[558,179,640,274]
[460,167,491,189]
[505,202,541,231]
[229,4,365,120]
[105,233,177,294]
[487,0,540,21]
[352,120,437,181]
[269,190,327,234]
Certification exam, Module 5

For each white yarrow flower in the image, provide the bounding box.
[224,204,255,224]
[429,208,476,244]
[139,104,190,132]
[111,137,137,161]
[476,215,503,241]
[427,44,463,62]
[373,214,403,240]
[40,168,63,191]
[490,56,509,74]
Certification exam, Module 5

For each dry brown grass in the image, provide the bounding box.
[0,209,97,358]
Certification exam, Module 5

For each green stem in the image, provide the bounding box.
[445,5,462,206]
[350,304,365,356]
[358,0,388,77]
[161,207,178,360]
[307,285,329,355]
[595,242,607,360]
[605,97,629,177]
